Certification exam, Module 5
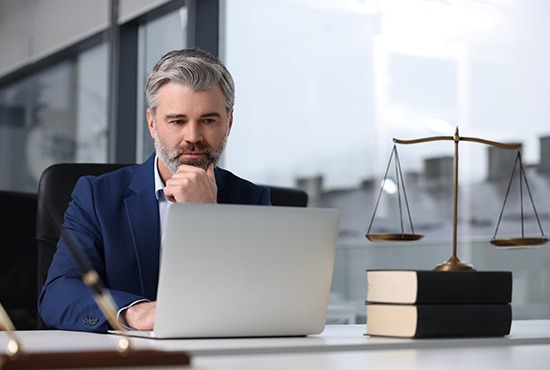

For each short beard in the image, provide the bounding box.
[153,124,227,173]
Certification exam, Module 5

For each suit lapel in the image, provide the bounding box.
[215,167,230,203]
[125,155,160,299]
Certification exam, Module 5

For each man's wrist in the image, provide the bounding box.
[117,299,150,329]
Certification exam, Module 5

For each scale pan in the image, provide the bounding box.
[366,233,424,243]
[491,237,549,249]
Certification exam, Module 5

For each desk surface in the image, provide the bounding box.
[134,319,550,356]
[2,320,550,369]
[193,343,550,370]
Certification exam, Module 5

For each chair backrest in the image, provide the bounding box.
[36,163,131,328]
[35,162,308,328]
[0,190,38,330]
[265,185,308,207]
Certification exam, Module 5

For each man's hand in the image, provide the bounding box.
[121,301,156,330]
[164,163,217,203]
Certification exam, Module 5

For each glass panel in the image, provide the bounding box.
[224,0,550,322]
[0,61,75,192]
[0,43,107,192]
[76,44,109,163]
[136,7,187,163]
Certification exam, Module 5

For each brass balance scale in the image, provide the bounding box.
[365,128,549,271]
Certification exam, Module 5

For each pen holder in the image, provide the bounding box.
[0,348,191,369]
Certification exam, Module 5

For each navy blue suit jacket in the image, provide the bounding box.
[38,154,271,332]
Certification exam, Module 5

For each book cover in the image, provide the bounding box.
[365,303,512,338]
[366,270,512,304]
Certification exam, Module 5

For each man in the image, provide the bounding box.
[38,48,271,333]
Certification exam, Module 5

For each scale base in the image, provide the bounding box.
[434,256,475,271]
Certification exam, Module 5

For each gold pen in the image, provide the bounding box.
[43,196,131,353]
[0,303,23,359]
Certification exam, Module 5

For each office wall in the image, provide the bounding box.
[0,0,171,77]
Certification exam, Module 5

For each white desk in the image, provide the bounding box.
[2,320,550,369]
[192,344,550,370]
[124,319,550,356]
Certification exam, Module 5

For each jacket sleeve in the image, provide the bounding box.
[38,176,146,333]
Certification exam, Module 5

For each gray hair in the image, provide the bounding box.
[145,48,235,117]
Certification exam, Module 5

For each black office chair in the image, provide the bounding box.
[0,190,38,330]
[35,162,308,328]
[266,185,308,207]
[35,163,131,328]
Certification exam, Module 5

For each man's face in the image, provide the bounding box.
[147,83,232,173]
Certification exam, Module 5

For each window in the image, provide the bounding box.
[224,0,550,322]
[0,2,189,192]
[0,44,108,192]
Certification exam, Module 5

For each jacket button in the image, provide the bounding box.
[82,316,99,326]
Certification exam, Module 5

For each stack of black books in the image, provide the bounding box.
[364,269,513,338]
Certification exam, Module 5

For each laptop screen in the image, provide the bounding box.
[151,203,340,339]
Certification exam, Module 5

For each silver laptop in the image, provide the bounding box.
[127,203,340,339]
